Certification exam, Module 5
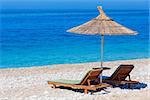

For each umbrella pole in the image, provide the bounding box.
[100,34,104,83]
[101,34,104,68]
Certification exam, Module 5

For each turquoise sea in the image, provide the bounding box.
[0,9,149,68]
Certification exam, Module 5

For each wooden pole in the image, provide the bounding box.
[100,34,104,83]
[101,35,104,68]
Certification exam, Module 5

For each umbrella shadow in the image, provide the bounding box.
[102,76,147,89]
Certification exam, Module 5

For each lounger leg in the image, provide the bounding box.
[84,89,88,94]
[52,84,56,88]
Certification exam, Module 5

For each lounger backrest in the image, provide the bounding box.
[110,65,134,81]
[80,69,103,85]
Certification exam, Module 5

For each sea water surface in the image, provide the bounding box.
[0,9,149,68]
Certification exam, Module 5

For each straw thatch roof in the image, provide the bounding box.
[67,6,137,35]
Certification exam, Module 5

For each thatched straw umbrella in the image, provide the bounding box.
[67,6,137,83]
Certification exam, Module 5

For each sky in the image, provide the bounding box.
[0,0,148,10]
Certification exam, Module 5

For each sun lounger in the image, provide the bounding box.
[48,69,110,94]
[103,65,139,88]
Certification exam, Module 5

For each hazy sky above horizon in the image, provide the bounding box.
[0,0,148,10]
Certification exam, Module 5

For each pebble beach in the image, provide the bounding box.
[0,58,150,100]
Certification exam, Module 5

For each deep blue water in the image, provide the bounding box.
[0,9,149,68]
